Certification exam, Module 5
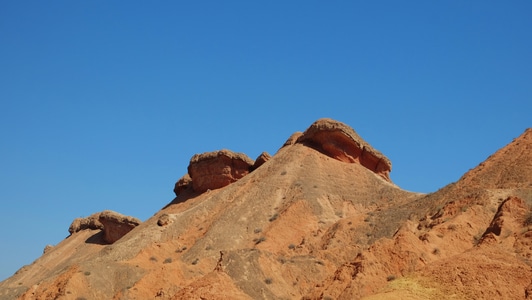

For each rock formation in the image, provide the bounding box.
[296,118,392,181]
[1,120,530,300]
[174,150,264,196]
[173,173,192,196]
[68,212,104,234]
[68,211,141,244]
[98,210,141,244]
[252,151,271,170]
[282,131,303,147]
[187,149,255,193]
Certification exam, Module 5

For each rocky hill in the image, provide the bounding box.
[0,119,531,299]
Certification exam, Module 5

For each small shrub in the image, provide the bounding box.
[163,258,172,264]
[254,237,266,245]
[269,213,279,222]
[447,224,457,231]
[419,233,429,241]
[83,271,91,276]
[264,278,273,284]
[254,228,262,234]
[280,171,287,175]
[176,246,187,253]
[149,256,158,262]
[191,258,199,265]
[432,248,441,255]
[288,244,296,250]
[386,275,396,281]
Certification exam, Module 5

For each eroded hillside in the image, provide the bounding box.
[1,119,531,300]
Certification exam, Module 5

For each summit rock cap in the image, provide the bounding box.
[296,118,392,181]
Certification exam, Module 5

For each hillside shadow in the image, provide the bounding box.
[162,188,199,209]
[85,231,108,245]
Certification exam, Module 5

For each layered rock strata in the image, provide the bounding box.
[296,118,392,181]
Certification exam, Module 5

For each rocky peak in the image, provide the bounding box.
[295,118,392,181]
[174,150,273,196]
[187,149,255,193]
[252,151,271,170]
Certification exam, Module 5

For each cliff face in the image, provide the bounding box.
[1,120,530,300]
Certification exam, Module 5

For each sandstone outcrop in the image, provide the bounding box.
[98,210,141,244]
[68,212,104,234]
[187,149,255,193]
[173,173,192,196]
[68,211,140,244]
[296,118,392,181]
[157,213,171,226]
[282,131,303,147]
[252,151,271,170]
[43,245,54,254]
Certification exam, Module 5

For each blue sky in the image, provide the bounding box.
[1,1,530,281]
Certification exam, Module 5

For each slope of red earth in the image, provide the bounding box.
[0,121,530,300]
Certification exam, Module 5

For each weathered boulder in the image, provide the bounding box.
[282,132,303,148]
[43,245,54,254]
[174,173,192,196]
[98,210,141,244]
[187,149,255,193]
[68,213,104,234]
[157,213,171,227]
[297,118,392,181]
[252,152,271,170]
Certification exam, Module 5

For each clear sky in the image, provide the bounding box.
[1,1,530,281]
